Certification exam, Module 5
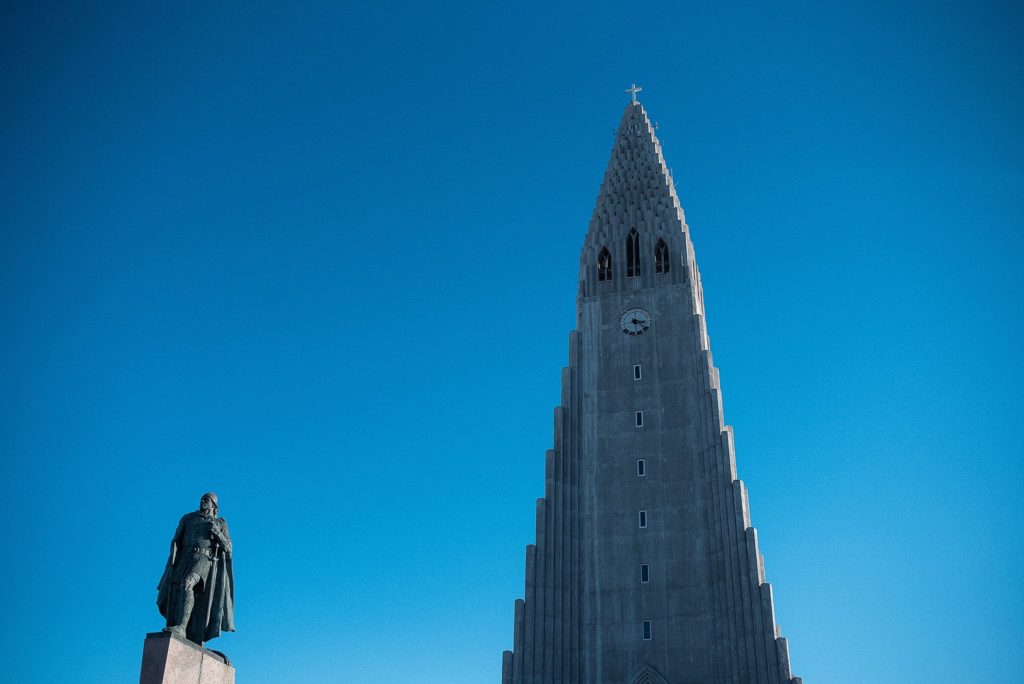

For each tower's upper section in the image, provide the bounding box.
[579,100,691,297]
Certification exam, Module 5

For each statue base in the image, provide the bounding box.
[139,631,235,684]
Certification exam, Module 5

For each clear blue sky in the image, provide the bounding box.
[1,2,1021,682]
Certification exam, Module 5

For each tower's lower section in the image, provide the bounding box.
[501,314,802,684]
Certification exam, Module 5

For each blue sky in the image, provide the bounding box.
[1,2,1021,682]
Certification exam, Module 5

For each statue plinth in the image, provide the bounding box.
[140,631,235,684]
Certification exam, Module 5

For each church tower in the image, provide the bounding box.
[501,94,802,684]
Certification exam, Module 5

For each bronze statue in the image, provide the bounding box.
[156,492,235,645]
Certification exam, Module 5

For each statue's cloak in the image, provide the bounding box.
[156,515,235,645]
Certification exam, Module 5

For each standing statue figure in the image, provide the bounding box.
[156,492,235,645]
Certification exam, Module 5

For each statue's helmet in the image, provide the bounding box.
[200,492,219,512]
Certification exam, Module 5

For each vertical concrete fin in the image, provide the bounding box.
[502,650,513,684]
[776,635,793,681]
[545,450,556,501]
[523,544,537,680]
[716,439,743,680]
[722,426,738,482]
[709,440,733,680]
[744,528,770,684]
[686,239,700,309]
[732,481,759,677]
[513,599,525,684]
[554,365,576,681]
[567,336,581,682]
[692,264,708,321]
[702,349,716,383]
[535,500,546,551]
[542,492,555,683]
[553,408,564,458]
[697,353,726,681]
[709,384,725,430]
[735,480,752,529]
[550,411,564,684]
[760,583,781,683]
[760,583,777,628]
[691,313,709,353]
[693,335,716,669]
[533,500,547,678]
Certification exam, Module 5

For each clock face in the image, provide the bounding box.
[620,308,652,335]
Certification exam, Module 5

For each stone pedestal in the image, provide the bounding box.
[140,632,235,684]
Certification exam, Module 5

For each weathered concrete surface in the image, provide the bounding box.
[502,101,801,684]
[140,632,235,684]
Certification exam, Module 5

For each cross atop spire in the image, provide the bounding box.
[625,83,642,103]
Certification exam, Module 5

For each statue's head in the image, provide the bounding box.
[200,492,219,516]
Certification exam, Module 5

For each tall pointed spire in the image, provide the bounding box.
[503,95,801,684]
[580,100,690,300]
[594,101,683,226]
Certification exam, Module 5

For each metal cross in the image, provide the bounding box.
[625,83,642,103]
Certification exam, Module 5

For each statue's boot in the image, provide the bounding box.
[166,589,196,640]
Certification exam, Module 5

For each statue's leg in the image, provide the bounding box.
[170,573,201,638]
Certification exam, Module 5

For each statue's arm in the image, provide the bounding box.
[168,515,187,563]
[214,517,232,556]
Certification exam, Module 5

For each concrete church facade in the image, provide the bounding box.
[501,97,802,684]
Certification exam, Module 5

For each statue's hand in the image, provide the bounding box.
[211,520,229,544]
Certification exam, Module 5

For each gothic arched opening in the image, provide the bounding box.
[654,238,670,274]
[626,228,640,277]
[597,247,613,282]
[629,665,670,684]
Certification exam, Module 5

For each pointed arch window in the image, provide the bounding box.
[626,229,641,277]
[654,239,670,274]
[597,247,613,282]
